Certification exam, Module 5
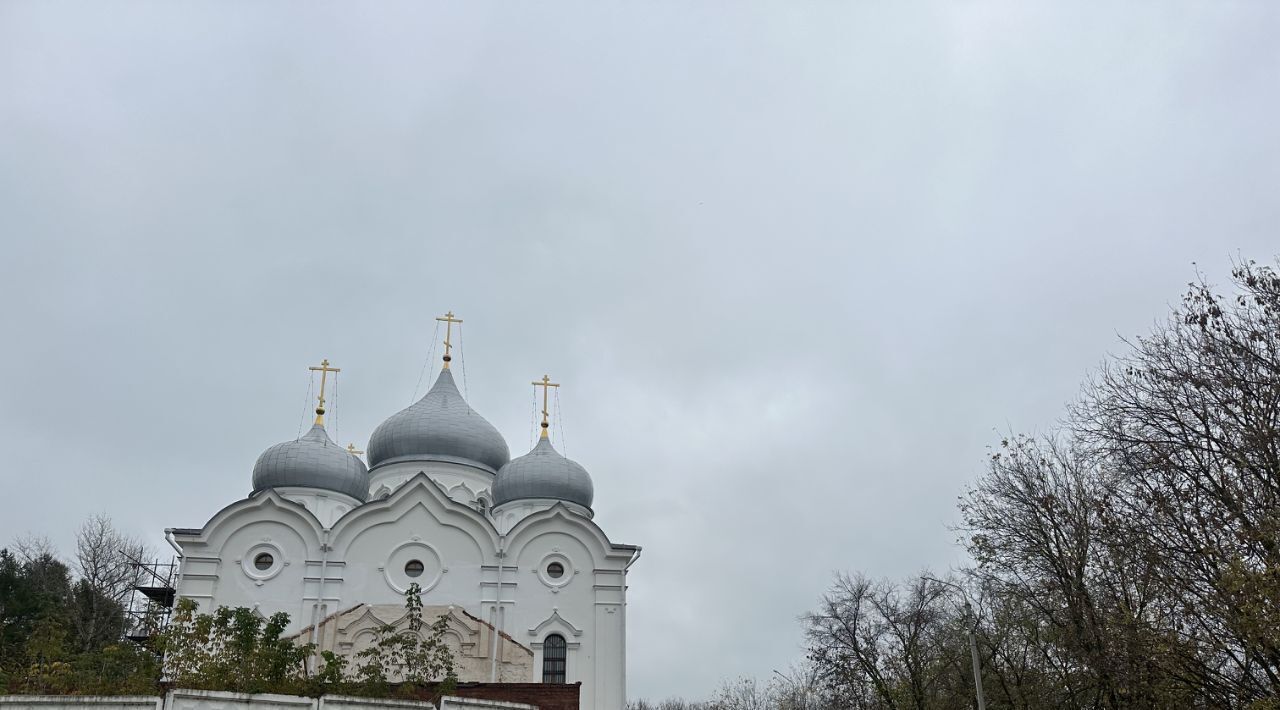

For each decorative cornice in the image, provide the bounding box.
[527,609,584,638]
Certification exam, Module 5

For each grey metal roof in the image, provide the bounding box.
[491,436,594,509]
[366,368,511,473]
[252,423,369,502]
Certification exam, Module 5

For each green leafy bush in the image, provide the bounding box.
[155,584,456,699]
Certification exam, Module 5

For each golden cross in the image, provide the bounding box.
[532,374,560,439]
[347,443,364,456]
[308,358,341,426]
[436,311,463,369]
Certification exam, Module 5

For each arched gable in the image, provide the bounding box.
[504,504,634,568]
[332,603,481,656]
[178,490,326,559]
[438,607,482,656]
[336,604,399,635]
[328,472,500,560]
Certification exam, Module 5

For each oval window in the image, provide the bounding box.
[405,559,425,578]
[546,561,565,579]
[254,553,274,571]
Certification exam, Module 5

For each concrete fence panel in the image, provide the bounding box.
[162,690,316,710]
[0,697,161,710]
[319,697,437,710]
[438,698,535,710]
[2,689,548,710]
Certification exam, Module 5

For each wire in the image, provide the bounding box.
[298,371,314,439]
[554,387,567,457]
[530,385,538,449]
[412,321,441,403]
[457,322,469,401]
[331,372,339,443]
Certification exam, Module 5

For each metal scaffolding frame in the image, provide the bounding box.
[122,551,178,647]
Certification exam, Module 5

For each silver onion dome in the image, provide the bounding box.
[252,423,369,502]
[366,368,511,473]
[492,436,594,509]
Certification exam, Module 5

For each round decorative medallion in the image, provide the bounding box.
[382,540,444,593]
[242,542,285,581]
[536,552,574,589]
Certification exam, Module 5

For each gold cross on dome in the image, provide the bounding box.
[435,311,463,369]
[347,443,364,456]
[307,359,341,425]
[532,374,560,439]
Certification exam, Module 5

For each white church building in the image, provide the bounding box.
[166,316,640,710]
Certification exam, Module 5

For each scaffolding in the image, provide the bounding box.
[123,552,178,647]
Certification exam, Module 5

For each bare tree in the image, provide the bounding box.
[70,514,149,651]
[959,434,1179,708]
[75,514,147,604]
[803,572,969,710]
[949,258,1280,708]
[1074,259,1280,704]
[709,678,772,710]
[628,698,712,710]
[13,533,59,565]
[769,664,836,710]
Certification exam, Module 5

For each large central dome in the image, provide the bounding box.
[366,368,511,473]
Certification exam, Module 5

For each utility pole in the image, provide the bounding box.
[925,576,986,710]
[962,598,986,710]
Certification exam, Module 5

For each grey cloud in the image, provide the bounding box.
[2,1,1277,700]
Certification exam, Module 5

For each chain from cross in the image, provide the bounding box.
[308,358,341,425]
[436,311,463,369]
[532,374,560,438]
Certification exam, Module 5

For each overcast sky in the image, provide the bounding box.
[2,0,1277,701]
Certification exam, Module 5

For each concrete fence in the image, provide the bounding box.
[0,697,160,710]
[437,699,535,710]
[0,690,535,710]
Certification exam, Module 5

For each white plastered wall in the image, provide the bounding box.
[172,474,635,710]
[367,460,495,507]
[274,487,361,528]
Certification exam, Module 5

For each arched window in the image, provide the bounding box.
[542,634,567,683]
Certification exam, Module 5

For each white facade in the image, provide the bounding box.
[169,364,640,710]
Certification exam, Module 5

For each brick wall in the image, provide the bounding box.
[400,683,579,710]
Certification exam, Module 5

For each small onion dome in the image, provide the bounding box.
[492,437,594,509]
[252,423,369,502]
[366,368,511,473]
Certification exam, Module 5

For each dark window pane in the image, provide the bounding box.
[542,634,567,683]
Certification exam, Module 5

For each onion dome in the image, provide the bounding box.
[366,368,511,473]
[252,423,369,502]
[492,437,594,509]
